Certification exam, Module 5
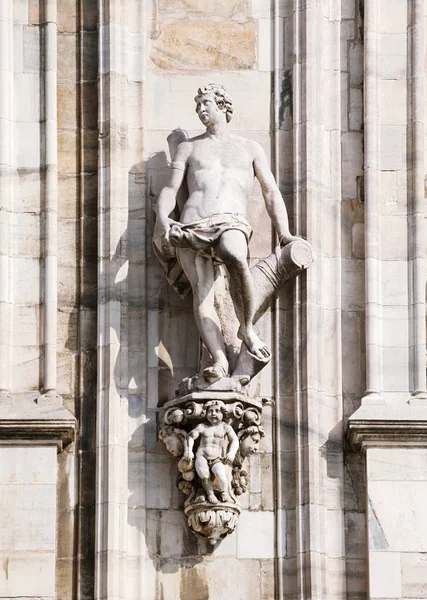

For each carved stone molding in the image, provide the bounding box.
[159,392,264,545]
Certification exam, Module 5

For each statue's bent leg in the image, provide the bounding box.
[214,230,270,361]
[211,462,231,502]
[195,455,218,503]
[176,247,229,378]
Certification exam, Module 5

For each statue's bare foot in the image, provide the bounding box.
[219,491,231,503]
[203,362,228,383]
[238,327,271,361]
[207,492,219,504]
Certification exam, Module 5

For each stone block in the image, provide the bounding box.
[150,21,256,71]
[237,510,275,558]
[345,512,366,559]
[380,125,404,170]
[369,551,402,598]
[342,0,355,19]
[380,80,407,126]
[58,33,78,82]
[401,553,427,598]
[57,351,75,395]
[382,305,409,349]
[258,18,273,71]
[14,0,29,25]
[342,131,363,199]
[351,223,364,259]
[145,454,173,509]
[379,0,408,34]
[382,346,409,392]
[12,304,39,347]
[12,345,40,390]
[15,121,40,168]
[349,42,363,87]
[368,448,427,482]
[349,87,362,131]
[15,170,42,213]
[381,260,408,306]
[379,33,406,80]
[57,83,77,129]
[0,445,57,598]
[0,551,55,597]
[369,480,427,552]
[160,0,249,19]
[13,24,24,72]
[13,257,40,304]
[57,0,79,33]
[23,25,40,72]
[58,218,78,266]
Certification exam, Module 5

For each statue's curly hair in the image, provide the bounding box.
[204,399,227,413]
[194,84,233,123]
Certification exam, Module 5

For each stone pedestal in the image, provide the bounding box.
[0,393,75,599]
[349,405,427,600]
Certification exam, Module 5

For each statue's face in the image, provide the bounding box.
[206,405,223,425]
[240,432,261,458]
[164,434,183,457]
[195,93,223,126]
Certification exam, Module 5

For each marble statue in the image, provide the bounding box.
[185,400,239,504]
[156,85,313,545]
[154,83,296,383]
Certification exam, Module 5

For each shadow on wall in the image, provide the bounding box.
[106,148,206,579]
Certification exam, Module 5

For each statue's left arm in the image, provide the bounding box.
[252,141,295,246]
[224,424,239,464]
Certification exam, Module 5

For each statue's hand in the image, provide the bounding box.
[154,217,180,258]
[224,453,236,465]
[279,232,299,247]
[184,450,194,462]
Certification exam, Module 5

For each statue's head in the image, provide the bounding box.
[194,84,233,125]
[205,400,227,424]
[159,426,186,457]
[238,425,265,457]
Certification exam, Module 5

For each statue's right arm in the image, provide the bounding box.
[156,141,192,228]
[185,423,203,460]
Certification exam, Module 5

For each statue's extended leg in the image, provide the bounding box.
[176,247,229,380]
[211,462,231,503]
[215,230,270,361]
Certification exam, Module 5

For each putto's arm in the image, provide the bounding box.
[252,141,294,246]
[224,424,239,464]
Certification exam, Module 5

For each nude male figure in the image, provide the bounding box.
[155,84,295,382]
[185,401,239,504]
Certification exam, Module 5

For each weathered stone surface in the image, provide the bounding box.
[151,21,256,70]
[159,0,249,19]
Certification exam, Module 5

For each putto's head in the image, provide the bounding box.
[205,400,227,424]
[194,84,233,124]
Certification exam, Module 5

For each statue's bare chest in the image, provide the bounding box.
[190,139,252,172]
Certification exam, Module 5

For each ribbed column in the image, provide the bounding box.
[363,0,382,401]
[0,1,13,394]
[408,0,426,400]
[293,0,345,597]
[43,0,58,396]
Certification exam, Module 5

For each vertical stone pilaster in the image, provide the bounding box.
[96,1,147,598]
[0,1,13,393]
[292,0,346,597]
[348,7,427,599]
[42,0,58,396]
[408,0,426,400]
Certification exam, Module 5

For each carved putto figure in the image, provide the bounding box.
[154,83,297,383]
[185,400,239,504]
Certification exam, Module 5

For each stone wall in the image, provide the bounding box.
[0,0,427,599]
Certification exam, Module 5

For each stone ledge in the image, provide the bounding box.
[348,403,427,450]
[0,392,76,450]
